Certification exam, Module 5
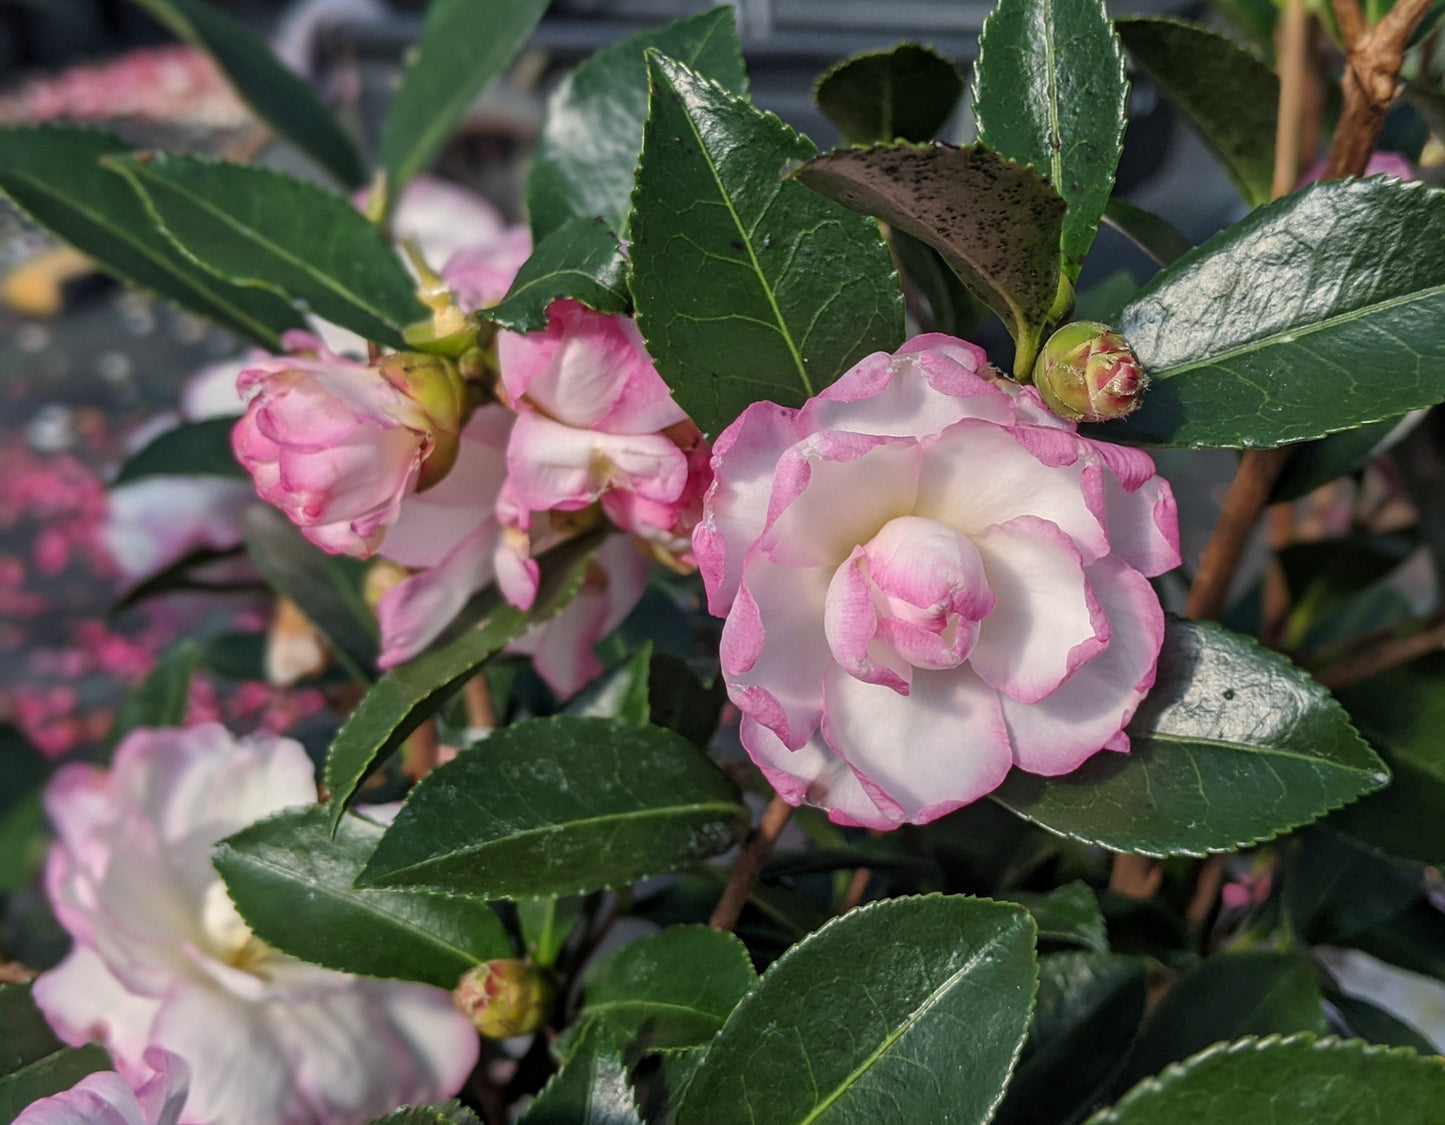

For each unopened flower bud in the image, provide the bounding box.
[452,959,553,1039]
[1032,321,1147,422]
[376,352,465,489]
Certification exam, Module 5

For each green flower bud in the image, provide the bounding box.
[1032,321,1146,422]
[452,959,554,1039]
[376,352,465,489]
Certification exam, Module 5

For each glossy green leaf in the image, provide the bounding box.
[1330,655,1445,865]
[676,896,1038,1125]
[107,153,424,347]
[107,640,200,750]
[113,417,244,485]
[214,805,510,989]
[993,618,1387,857]
[244,505,377,685]
[485,217,629,335]
[996,952,1148,1125]
[1115,18,1277,206]
[631,54,903,437]
[813,44,963,144]
[1271,413,1421,503]
[520,1027,642,1125]
[380,0,549,196]
[368,1101,482,1125]
[1111,179,1445,449]
[0,127,303,348]
[356,717,750,898]
[560,926,757,1058]
[793,142,1065,375]
[1102,198,1193,269]
[975,0,1128,279]
[127,0,363,187]
[322,532,596,828]
[528,7,748,242]
[1090,1034,1445,1124]
[1121,952,1326,1087]
[1005,881,1109,951]
[0,984,111,1124]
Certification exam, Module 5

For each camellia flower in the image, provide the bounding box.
[15,1049,188,1125]
[33,724,479,1125]
[694,334,1180,829]
[232,334,467,557]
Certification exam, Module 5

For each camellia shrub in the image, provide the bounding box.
[6,0,1445,1122]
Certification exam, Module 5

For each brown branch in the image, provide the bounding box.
[842,866,872,913]
[709,795,793,931]
[463,674,498,731]
[1184,449,1292,622]
[1109,854,1164,899]
[402,718,440,781]
[1314,610,1445,690]
[1275,0,1314,197]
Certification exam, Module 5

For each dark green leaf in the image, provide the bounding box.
[975,0,1129,278]
[357,717,749,898]
[0,984,111,1124]
[520,1026,642,1125]
[1111,179,1445,449]
[1277,533,1413,650]
[813,44,964,144]
[560,926,757,1058]
[368,1101,482,1125]
[890,229,990,337]
[0,726,50,894]
[244,505,377,685]
[107,153,424,347]
[1330,655,1445,866]
[1121,952,1326,1088]
[1090,1034,1445,1125]
[113,416,244,485]
[108,640,200,750]
[110,546,257,616]
[1074,270,1139,324]
[0,126,303,348]
[1285,830,1425,948]
[631,54,903,437]
[1327,989,1439,1054]
[516,897,584,968]
[996,952,1148,1125]
[485,217,629,335]
[563,644,653,725]
[645,653,727,746]
[380,0,549,196]
[1115,18,1277,206]
[1271,413,1422,503]
[1210,0,1277,51]
[527,7,749,242]
[676,896,1038,1125]
[214,805,510,989]
[1005,881,1109,951]
[127,0,363,187]
[1102,198,1193,269]
[993,618,1387,857]
[323,532,596,827]
[793,142,1065,375]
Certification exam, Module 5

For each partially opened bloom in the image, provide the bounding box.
[33,724,478,1125]
[695,334,1179,829]
[15,1049,188,1125]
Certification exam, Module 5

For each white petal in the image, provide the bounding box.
[741,716,904,830]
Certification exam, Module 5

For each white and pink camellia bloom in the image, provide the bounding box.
[32,724,479,1125]
[695,334,1180,829]
[232,333,464,558]
[15,1049,189,1125]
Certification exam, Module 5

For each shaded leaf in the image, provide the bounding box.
[1102,198,1193,269]
[521,1026,642,1125]
[563,644,653,726]
[107,640,200,750]
[1116,18,1277,206]
[485,217,629,335]
[1327,989,1439,1054]
[1089,1034,1445,1124]
[676,896,1038,1125]
[113,417,244,484]
[128,0,363,187]
[1074,270,1139,324]
[1276,533,1413,650]
[0,984,111,1124]
[528,7,749,242]
[1110,179,1445,449]
[975,0,1129,278]
[107,153,423,347]
[356,717,750,898]
[814,44,963,144]
[1271,412,1424,503]
[0,126,303,348]
[631,53,903,437]
[0,726,50,894]
[244,505,377,685]
[214,805,510,989]
[793,142,1064,375]
[993,618,1387,857]
[368,1101,482,1125]
[380,0,549,196]
[890,228,990,337]
[1005,881,1109,952]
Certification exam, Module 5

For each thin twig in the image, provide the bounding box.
[463,674,498,731]
[842,866,872,913]
[1275,0,1314,197]
[709,795,793,931]
[1185,855,1228,934]
[402,718,440,781]
[1315,611,1445,689]
[1109,854,1164,899]
[1185,449,1292,622]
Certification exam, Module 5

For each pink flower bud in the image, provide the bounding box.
[233,342,467,557]
[452,959,554,1039]
[1032,321,1147,423]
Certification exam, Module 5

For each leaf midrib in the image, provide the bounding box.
[1139,730,1381,777]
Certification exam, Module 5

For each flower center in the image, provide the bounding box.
[824,515,995,691]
